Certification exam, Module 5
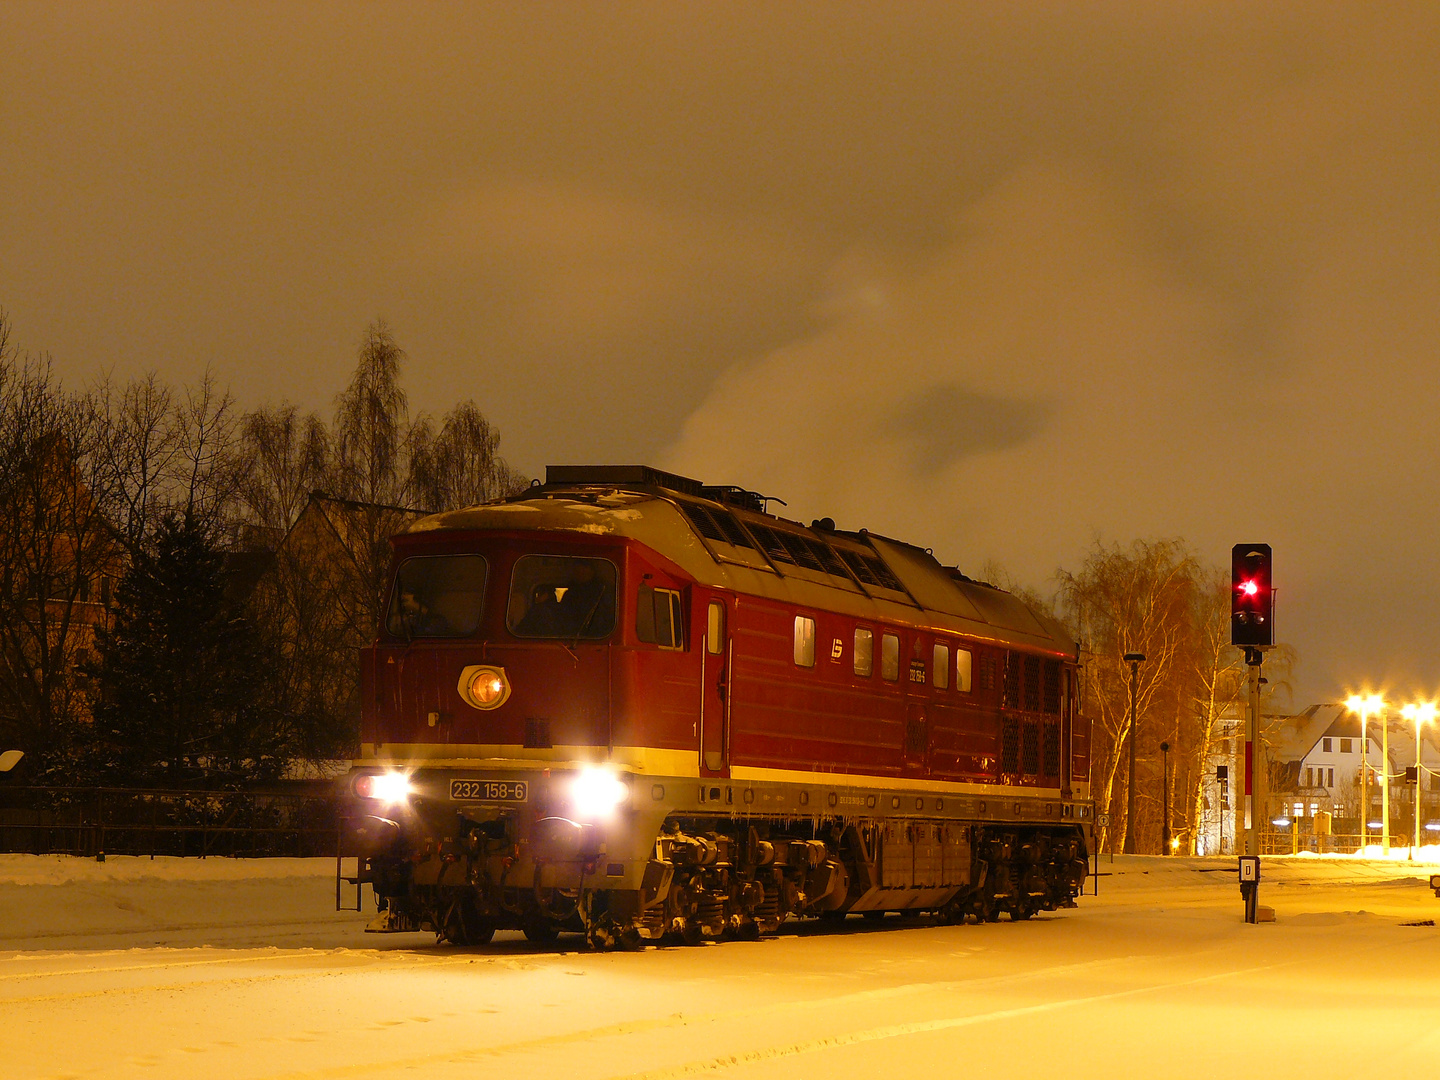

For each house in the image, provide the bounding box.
[1261,704,1440,848]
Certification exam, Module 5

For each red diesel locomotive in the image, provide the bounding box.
[343,466,1093,948]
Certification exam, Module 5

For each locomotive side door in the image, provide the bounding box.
[903,634,930,776]
[699,593,732,776]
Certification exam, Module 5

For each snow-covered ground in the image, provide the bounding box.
[5,852,1440,1080]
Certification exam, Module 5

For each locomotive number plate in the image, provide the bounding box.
[450,779,529,803]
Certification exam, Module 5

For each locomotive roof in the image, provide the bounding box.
[407,465,1075,658]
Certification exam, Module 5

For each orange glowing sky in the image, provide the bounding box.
[3,2,1439,706]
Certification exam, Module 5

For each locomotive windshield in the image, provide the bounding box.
[507,555,617,640]
[386,554,488,638]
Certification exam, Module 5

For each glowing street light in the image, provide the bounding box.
[1401,701,1436,860]
[1346,694,1385,850]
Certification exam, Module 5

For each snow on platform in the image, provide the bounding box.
[3,853,1439,1080]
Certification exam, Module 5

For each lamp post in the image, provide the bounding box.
[1122,652,1145,855]
[1381,703,1391,854]
[1346,695,1384,851]
[1160,740,1171,855]
[1402,702,1436,860]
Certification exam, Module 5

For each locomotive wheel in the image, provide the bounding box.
[522,917,559,945]
[441,897,496,946]
[680,920,705,947]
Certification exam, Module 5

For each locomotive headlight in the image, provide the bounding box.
[354,771,412,804]
[458,665,511,710]
[569,766,630,821]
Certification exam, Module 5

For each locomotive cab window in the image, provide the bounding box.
[854,627,874,677]
[706,600,725,655]
[880,633,900,681]
[636,585,685,649]
[933,643,950,689]
[794,616,816,668]
[507,555,617,640]
[387,554,488,638]
[956,648,973,692]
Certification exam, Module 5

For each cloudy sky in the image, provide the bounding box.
[3,3,1438,707]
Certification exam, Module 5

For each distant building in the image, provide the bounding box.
[1259,704,1440,849]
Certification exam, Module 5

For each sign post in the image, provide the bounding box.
[1239,855,1260,923]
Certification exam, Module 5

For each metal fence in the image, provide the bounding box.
[0,786,343,858]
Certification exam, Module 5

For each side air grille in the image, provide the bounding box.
[1043,660,1062,714]
[680,502,756,549]
[682,503,727,543]
[746,524,795,565]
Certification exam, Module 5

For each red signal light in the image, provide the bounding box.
[1230,544,1273,648]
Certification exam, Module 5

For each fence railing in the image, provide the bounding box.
[0,786,343,858]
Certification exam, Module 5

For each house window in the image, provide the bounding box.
[1305,767,1313,788]
[794,616,816,667]
[956,648,972,692]
[933,643,950,690]
[1327,768,1334,786]
[1340,738,1353,754]
[854,628,874,677]
[880,633,900,681]
[1323,738,1332,753]
[1293,803,1304,819]
[636,586,684,649]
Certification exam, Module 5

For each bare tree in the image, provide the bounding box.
[409,400,528,512]
[331,320,409,508]
[92,368,243,551]
[235,404,330,539]
[1058,538,1204,854]
[0,315,120,776]
[92,372,178,553]
[171,370,242,535]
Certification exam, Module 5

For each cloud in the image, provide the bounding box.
[886,387,1053,476]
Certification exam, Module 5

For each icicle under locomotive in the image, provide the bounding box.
[341,465,1094,948]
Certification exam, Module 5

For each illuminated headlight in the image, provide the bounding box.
[570,767,630,821]
[458,665,511,710]
[354,772,412,804]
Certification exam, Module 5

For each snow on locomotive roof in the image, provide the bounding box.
[406,466,1074,657]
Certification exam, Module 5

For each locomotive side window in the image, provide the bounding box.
[636,586,684,649]
[706,601,725,655]
[880,633,900,681]
[853,627,874,676]
[507,555,617,640]
[386,554,488,638]
[794,615,816,667]
[933,643,950,689]
[956,648,973,692]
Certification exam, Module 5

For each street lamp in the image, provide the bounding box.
[1160,740,1171,855]
[1346,695,1384,851]
[1123,652,1145,855]
[1401,702,1436,860]
[0,750,22,773]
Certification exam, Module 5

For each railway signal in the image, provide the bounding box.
[1231,544,1273,648]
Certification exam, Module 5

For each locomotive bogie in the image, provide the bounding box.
[345,761,1092,945]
